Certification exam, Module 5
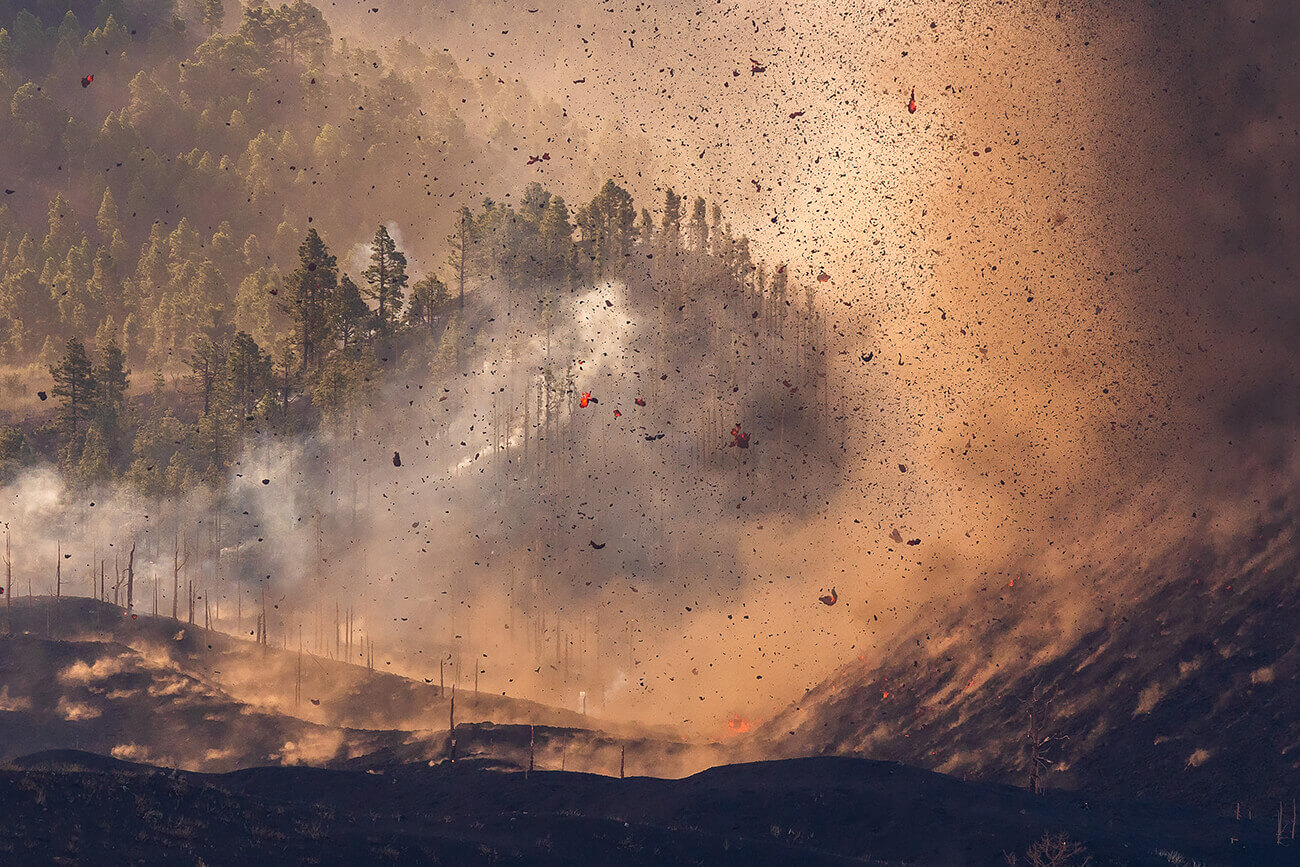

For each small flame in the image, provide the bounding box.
[580,391,591,408]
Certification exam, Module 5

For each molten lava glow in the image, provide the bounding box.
[726,713,751,733]
[580,391,591,408]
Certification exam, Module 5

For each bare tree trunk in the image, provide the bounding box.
[4,524,11,634]
[172,531,181,620]
[448,685,456,762]
[458,209,467,311]
[126,542,136,614]
[56,540,61,600]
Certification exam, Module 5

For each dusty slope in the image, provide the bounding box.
[0,597,723,774]
[760,473,1299,812]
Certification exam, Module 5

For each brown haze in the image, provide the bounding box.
[3,0,1296,745]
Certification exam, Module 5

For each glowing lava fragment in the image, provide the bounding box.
[817,271,831,283]
[634,397,646,407]
[580,391,594,407]
[81,74,94,88]
[613,409,621,417]
[730,426,751,448]
[819,587,838,606]
[908,87,916,113]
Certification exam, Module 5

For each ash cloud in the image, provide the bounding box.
[5,0,1298,743]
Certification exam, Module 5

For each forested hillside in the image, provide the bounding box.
[0,0,820,500]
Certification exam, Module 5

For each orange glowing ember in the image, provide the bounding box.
[730,425,750,448]
[635,397,646,407]
[726,713,751,733]
[580,391,591,408]
[908,87,916,113]
[817,270,831,282]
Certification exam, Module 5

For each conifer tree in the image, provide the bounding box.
[49,337,96,442]
[283,228,337,374]
[362,226,407,334]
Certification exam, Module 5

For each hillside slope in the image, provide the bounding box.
[0,597,723,774]
[1,752,1287,865]
[760,482,1299,813]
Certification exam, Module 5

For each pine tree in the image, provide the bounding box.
[95,188,120,242]
[203,0,226,36]
[362,226,407,334]
[283,229,338,374]
[576,180,636,280]
[92,336,130,468]
[329,275,370,348]
[42,193,77,261]
[186,308,232,415]
[661,188,682,243]
[49,337,96,442]
[225,331,273,429]
[687,196,708,252]
[405,274,450,337]
[447,206,474,310]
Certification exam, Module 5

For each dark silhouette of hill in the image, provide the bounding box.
[0,751,1287,865]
